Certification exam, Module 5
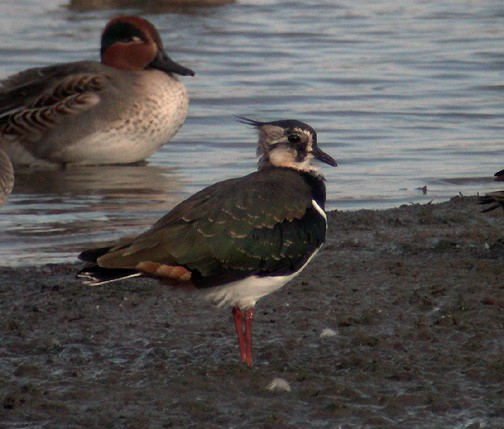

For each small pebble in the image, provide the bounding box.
[266,377,291,392]
[320,328,337,338]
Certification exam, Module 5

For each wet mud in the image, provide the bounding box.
[1,196,503,428]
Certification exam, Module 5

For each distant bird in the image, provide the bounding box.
[494,169,504,182]
[479,191,504,213]
[479,167,504,212]
[68,0,236,12]
[0,148,14,207]
[77,117,337,366]
[0,16,194,167]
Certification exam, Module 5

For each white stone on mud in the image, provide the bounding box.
[266,377,291,392]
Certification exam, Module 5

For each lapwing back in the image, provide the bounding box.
[81,167,328,287]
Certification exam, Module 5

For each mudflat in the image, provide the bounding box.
[1,196,503,428]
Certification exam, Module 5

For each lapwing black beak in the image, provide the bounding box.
[313,146,337,167]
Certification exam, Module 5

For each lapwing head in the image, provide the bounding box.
[236,116,337,173]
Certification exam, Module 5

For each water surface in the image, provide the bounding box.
[0,0,502,265]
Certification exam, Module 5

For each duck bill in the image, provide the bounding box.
[149,50,195,76]
[313,147,337,167]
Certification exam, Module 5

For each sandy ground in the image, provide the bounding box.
[0,195,503,428]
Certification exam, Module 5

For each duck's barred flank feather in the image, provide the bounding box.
[31,75,104,108]
[3,93,99,141]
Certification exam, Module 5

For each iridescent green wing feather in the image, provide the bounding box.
[98,168,327,279]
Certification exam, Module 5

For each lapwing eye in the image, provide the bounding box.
[287,134,300,143]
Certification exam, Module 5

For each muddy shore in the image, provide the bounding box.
[1,196,503,428]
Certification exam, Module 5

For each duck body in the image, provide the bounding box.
[0,16,194,167]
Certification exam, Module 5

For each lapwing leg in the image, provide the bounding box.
[232,306,248,364]
[244,307,254,367]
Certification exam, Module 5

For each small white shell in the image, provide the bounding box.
[266,377,291,392]
[319,328,338,338]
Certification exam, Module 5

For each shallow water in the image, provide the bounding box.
[0,0,503,266]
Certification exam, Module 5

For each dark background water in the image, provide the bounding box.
[0,0,503,265]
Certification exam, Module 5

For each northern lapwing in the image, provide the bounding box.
[480,191,504,213]
[479,168,504,212]
[494,169,504,182]
[77,117,337,366]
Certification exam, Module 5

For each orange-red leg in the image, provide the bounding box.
[244,307,254,367]
[232,306,255,367]
[232,306,247,363]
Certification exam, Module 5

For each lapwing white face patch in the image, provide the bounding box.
[268,144,305,168]
[260,126,320,172]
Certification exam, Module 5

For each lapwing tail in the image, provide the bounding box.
[76,264,142,286]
